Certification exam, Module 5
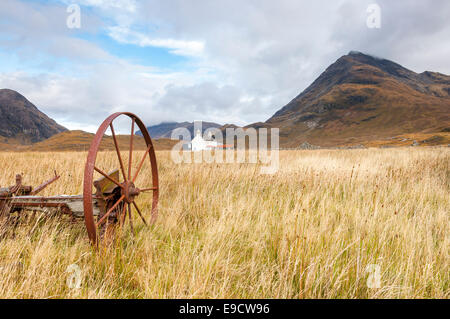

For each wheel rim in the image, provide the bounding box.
[83,112,159,245]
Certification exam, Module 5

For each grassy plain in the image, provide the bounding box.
[0,148,448,298]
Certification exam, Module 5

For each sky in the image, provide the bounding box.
[0,0,449,133]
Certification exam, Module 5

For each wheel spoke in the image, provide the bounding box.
[128,203,134,235]
[132,201,147,226]
[94,166,124,189]
[120,202,127,226]
[132,145,152,183]
[139,187,157,192]
[96,195,125,227]
[109,123,128,183]
[128,118,135,181]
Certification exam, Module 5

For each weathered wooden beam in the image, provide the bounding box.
[8,195,101,218]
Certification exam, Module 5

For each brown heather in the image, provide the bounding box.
[0,148,448,298]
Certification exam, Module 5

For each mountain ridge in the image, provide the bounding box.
[137,121,222,139]
[255,51,450,147]
[0,89,67,144]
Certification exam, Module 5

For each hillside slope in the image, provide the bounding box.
[0,89,67,144]
[27,130,178,151]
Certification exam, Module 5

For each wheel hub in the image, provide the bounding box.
[121,181,140,203]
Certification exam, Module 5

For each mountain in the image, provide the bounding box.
[137,121,222,139]
[255,51,450,147]
[0,89,67,144]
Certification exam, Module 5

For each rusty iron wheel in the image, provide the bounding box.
[83,112,159,245]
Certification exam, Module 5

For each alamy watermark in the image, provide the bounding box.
[66,4,81,29]
[365,264,381,288]
[366,3,381,29]
[170,121,279,174]
[66,263,82,289]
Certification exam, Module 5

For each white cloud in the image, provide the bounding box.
[0,0,105,62]
[107,26,205,57]
[0,61,222,132]
[64,0,137,12]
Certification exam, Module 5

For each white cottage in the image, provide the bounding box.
[188,130,233,151]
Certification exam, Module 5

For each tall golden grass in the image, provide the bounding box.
[0,148,448,298]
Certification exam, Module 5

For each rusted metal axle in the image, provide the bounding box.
[0,173,102,218]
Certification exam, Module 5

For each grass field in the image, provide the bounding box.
[0,148,448,298]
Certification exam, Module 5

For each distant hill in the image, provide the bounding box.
[0,89,67,144]
[249,51,450,147]
[137,121,222,139]
[27,130,178,152]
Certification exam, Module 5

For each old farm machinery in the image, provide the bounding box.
[0,112,159,245]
